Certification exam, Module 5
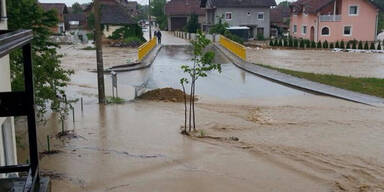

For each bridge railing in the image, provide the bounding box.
[138,37,157,61]
[219,35,246,60]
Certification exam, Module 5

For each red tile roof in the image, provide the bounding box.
[165,0,205,16]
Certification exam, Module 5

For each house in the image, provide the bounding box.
[201,0,277,39]
[0,0,18,176]
[65,13,88,31]
[165,0,205,31]
[270,3,291,37]
[289,0,381,42]
[85,0,136,37]
[39,3,69,33]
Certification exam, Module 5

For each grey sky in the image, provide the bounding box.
[39,0,292,6]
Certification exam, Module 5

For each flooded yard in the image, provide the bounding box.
[247,48,384,78]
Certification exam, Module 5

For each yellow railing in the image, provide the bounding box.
[219,35,246,60]
[138,37,157,61]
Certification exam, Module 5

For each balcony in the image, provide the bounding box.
[319,15,341,22]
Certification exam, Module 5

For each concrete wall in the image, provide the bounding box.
[214,7,271,38]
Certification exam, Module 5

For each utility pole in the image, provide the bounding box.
[94,0,106,104]
[148,0,152,39]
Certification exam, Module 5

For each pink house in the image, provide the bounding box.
[289,0,381,42]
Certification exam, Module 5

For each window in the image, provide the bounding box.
[344,26,352,36]
[293,25,297,33]
[225,12,232,20]
[257,12,264,20]
[302,25,307,35]
[349,5,358,16]
[321,27,330,36]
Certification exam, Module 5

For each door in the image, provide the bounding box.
[170,17,188,31]
[257,27,264,39]
[310,26,315,41]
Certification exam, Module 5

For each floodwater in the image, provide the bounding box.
[117,46,307,100]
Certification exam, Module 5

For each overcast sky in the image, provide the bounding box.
[39,0,292,6]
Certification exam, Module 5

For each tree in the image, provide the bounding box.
[370,42,376,50]
[7,0,73,119]
[340,41,345,49]
[150,0,167,30]
[358,41,363,49]
[317,41,322,48]
[364,41,369,50]
[180,31,221,134]
[323,40,328,48]
[185,14,200,33]
[71,2,83,14]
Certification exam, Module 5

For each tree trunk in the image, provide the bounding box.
[189,81,193,132]
[182,84,187,133]
[94,0,105,104]
[192,80,196,131]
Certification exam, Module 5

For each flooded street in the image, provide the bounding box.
[15,36,384,191]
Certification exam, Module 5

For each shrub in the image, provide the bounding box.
[378,43,382,50]
[317,41,322,48]
[346,42,351,49]
[269,40,274,46]
[274,39,279,46]
[352,41,357,49]
[335,41,340,48]
[330,42,334,49]
[364,41,369,50]
[223,31,244,44]
[311,41,316,48]
[299,39,305,48]
[257,33,265,40]
[284,39,288,47]
[305,40,310,48]
[358,41,363,49]
[370,42,375,50]
[278,39,283,46]
[340,41,345,49]
[293,38,299,47]
[288,38,293,47]
[109,24,146,42]
[86,32,94,41]
[323,40,328,49]
[123,36,146,47]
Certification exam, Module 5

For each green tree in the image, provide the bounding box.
[358,41,363,49]
[364,41,369,50]
[7,0,73,119]
[340,41,345,49]
[323,40,328,48]
[150,0,167,30]
[370,42,376,50]
[180,31,221,133]
[71,2,83,14]
[317,41,322,48]
[185,14,200,33]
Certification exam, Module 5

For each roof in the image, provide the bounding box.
[165,0,205,16]
[201,0,276,8]
[270,4,290,23]
[290,0,382,14]
[100,4,135,25]
[39,3,68,14]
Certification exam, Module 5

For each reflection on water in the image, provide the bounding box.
[117,46,307,99]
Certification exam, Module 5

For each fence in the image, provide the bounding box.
[138,37,157,61]
[173,31,217,42]
[219,35,246,60]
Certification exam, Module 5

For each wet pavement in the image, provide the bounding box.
[117,46,307,100]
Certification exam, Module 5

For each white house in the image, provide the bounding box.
[0,0,18,177]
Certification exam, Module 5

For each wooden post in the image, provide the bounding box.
[94,0,106,104]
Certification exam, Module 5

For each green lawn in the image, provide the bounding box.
[257,64,384,98]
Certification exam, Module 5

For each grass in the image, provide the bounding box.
[257,64,384,98]
[81,46,96,50]
[106,96,125,104]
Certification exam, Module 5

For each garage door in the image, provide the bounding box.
[171,17,188,31]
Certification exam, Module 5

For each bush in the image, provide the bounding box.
[317,41,322,48]
[323,40,328,49]
[352,41,357,49]
[288,38,293,47]
[274,39,279,46]
[370,42,375,50]
[283,39,288,47]
[346,42,351,49]
[358,41,363,49]
[257,33,265,40]
[122,36,146,47]
[330,42,334,49]
[278,39,283,46]
[340,41,345,49]
[335,41,340,48]
[293,38,299,47]
[364,41,369,50]
[223,31,244,44]
[305,40,310,48]
[269,40,274,47]
[86,32,94,41]
[299,39,305,48]
[378,43,382,50]
[311,41,316,48]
